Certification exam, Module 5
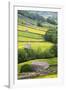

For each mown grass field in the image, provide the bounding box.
[18,37,43,41]
[18,31,43,39]
[18,25,47,35]
[18,42,53,51]
[18,23,54,50]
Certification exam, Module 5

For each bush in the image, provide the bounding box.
[43,44,57,58]
[18,49,26,63]
[47,17,57,25]
[50,44,57,57]
[20,64,33,72]
[37,22,43,27]
[44,28,57,43]
[36,45,57,59]
[24,48,36,60]
[18,48,36,63]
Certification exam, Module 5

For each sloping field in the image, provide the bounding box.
[18,36,43,42]
[18,31,43,39]
[18,24,48,43]
[17,12,58,79]
[18,42,53,50]
[18,25,47,35]
[18,58,57,79]
[18,15,37,25]
[18,57,57,73]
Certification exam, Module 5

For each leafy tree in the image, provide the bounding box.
[20,64,33,72]
[47,17,57,25]
[44,28,57,43]
[44,28,57,57]
[50,44,57,57]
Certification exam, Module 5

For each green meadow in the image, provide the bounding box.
[17,10,58,79]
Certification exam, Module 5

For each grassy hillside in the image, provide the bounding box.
[18,57,57,73]
[18,25,47,35]
[18,57,57,79]
[17,10,58,79]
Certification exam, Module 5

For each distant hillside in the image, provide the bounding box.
[18,10,58,26]
[18,10,45,22]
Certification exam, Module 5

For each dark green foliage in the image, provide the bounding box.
[20,64,33,72]
[18,48,36,63]
[41,44,57,58]
[50,44,57,57]
[24,48,36,60]
[44,28,57,43]
[37,21,43,27]
[18,45,57,63]
[46,65,57,74]
[42,50,54,58]
[47,17,57,25]
[18,49,26,63]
